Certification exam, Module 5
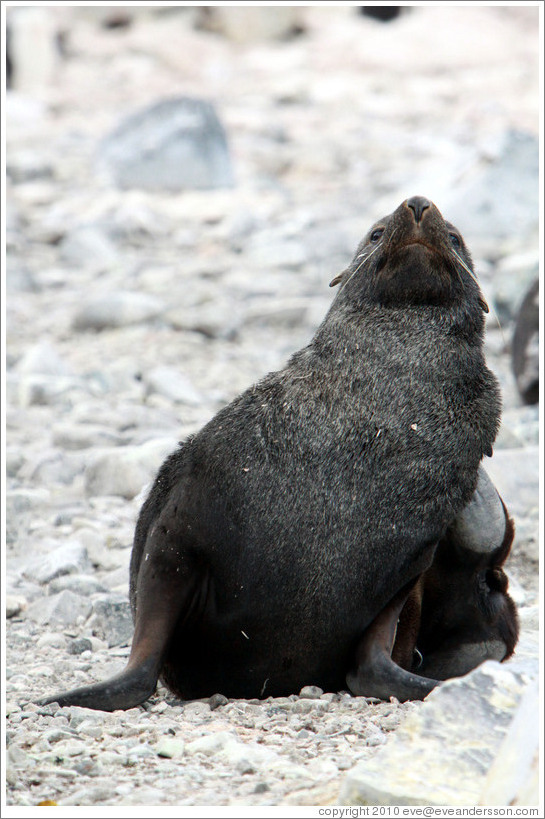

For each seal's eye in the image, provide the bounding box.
[449,233,461,249]
[370,228,384,243]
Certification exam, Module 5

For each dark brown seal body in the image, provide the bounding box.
[39,196,517,711]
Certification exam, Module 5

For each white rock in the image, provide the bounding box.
[36,632,68,649]
[185,730,235,756]
[156,737,185,758]
[17,340,73,377]
[6,594,27,618]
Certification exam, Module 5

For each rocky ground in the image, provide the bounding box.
[4,5,540,810]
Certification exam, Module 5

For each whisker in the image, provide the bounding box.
[341,241,383,290]
[451,248,505,339]
[450,247,479,284]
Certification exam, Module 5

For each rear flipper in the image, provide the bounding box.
[35,515,199,711]
[36,658,159,712]
[346,580,440,703]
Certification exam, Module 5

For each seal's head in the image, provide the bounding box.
[331,196,489,314]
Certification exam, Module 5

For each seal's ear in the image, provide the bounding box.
[479,296,489,314]
[329,270,347,287]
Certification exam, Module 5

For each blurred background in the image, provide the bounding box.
[4,5,541,808]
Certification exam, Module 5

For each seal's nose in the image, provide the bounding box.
[405,196,431,224]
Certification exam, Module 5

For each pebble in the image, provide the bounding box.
[6,595,27,618]
[156,737,186,759]
[5,4,539,810]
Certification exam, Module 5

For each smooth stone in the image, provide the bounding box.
[17,340,73,377]
[165,303,241,340]
[23,541,89,584]
[299,685,324,699]
[75,721,104,739]
[59,785,117,805]
[144,366,203,405]
[84,438,178,499]
[59,225,118,270]
[222,737,280,769]
[97,96,234,192]
[25,590,93,628]
[67,637,93,655]
[36,632,68,650]
[67,708,107,729]
[156,737,185,759]
[185,731,234,756]
[18,374,90,408]
[52,423,125,451]
[72,291,165,332]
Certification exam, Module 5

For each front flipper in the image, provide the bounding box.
[36,515,200,712]
[346,580,439,702]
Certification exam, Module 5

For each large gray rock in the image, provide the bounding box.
[97,97,235,191]
[22,541,89,584]
[84,437,178,499]
[86,594,133,647]
[479,679,539,806]
[442,130,539,242]
[339,661,537,806]
[25,590,93,627]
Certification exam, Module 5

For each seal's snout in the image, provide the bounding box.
[405,196,431,224]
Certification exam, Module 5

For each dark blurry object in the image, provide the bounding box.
[97,97,234,192]
[359,7,401,22]
[101,12,133,30]
[6,23,13,88]
[512,278,539,405]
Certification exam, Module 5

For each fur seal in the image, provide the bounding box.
[39,195,517,711]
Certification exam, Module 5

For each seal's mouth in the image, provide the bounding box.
[393,239,442,254]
